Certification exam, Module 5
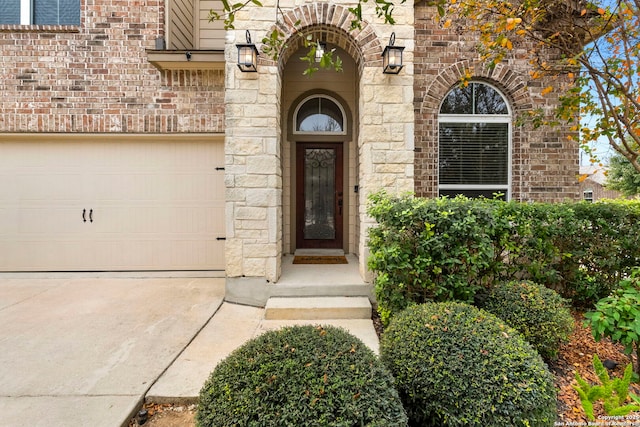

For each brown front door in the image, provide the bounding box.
[296,143,344,249]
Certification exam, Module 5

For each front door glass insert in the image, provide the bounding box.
[304,148,336,240]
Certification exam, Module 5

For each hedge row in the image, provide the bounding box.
[367,193,640,323]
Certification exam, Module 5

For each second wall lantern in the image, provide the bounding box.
[237,30,259,72]
[382,32,404,74]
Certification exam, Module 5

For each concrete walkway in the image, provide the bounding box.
[0,277,378,427]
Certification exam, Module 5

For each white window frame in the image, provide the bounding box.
[20,0,31,24]
[293,95,347,136]
[438,82,512,200]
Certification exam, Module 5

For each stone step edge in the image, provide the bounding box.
[264,296,372,320]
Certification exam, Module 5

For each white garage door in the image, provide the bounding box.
[0,135,225,272]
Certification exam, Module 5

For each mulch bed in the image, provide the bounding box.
[128,403,195,427]
[550,311,640,424]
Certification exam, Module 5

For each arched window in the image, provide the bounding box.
[294,95,346,134]
[438,82,511,200]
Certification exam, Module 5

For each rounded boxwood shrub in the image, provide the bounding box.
[197,324,408,427]
[477,280,574,360]
[380,302,556,427]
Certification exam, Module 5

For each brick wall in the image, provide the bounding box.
[0,1,225,134]
[413,3,579,202]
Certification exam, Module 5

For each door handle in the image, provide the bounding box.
[89,209,93,223]
[338,199,343,215]
[82,209,87,222]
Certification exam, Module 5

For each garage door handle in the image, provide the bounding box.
[89,209,93,223]
[82,209,87,223]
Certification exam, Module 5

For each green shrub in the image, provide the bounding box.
[367,193,640,314]
[367,193,507,325]
[197,325,408,427]
[585,269,640,378]
[499,200,640,306]
[574,354,640,421]
[380,302,557,427]
[477,280,574,360]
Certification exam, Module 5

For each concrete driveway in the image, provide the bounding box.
[0,277,225,427]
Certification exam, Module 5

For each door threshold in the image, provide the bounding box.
[294,249,345,256]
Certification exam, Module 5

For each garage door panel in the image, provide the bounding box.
[17,206,86,235]
[92,205,223,236]
[83,239,222,271]
[0,138,225,272]
[5,239,94,271]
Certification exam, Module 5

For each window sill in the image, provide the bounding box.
[0,24,80,33]
[146,50,225,71]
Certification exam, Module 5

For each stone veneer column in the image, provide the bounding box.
[224,28,282,306]
[357,30,415,280]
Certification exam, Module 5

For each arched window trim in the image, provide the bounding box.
[438,81,513,117]
[293,94,347,136]
[438,81,512,200]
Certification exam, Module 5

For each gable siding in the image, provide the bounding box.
[169,0,194,49]
[198,1,225,49]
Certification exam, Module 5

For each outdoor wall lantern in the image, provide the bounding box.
[236,30,259,72]
[315,42,326,63]
[381,32,404,74]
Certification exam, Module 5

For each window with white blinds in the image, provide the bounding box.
[0,0,80,25]
[438,82,511,200]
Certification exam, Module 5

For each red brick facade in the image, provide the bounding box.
[0,1,224,134]
[413,3,579,202]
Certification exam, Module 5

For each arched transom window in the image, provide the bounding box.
[438,82,511,200]
[294,95,346,134]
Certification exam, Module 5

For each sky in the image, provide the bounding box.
[578,0,634,167]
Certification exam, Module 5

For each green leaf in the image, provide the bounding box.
[607,404,640,416]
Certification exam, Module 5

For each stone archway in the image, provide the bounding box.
[261,4,385,74]
[420,61,532,113]
[282,65,357,254]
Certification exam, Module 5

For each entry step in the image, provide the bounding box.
[264,297,372,320]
